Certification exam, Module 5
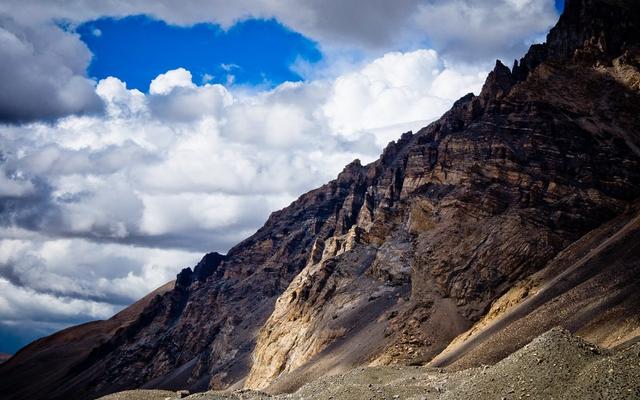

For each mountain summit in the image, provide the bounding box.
[1,0,639,399]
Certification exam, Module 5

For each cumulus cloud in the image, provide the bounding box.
[149,68,196,95]
[0,15,103,122]
[323,50,486,144]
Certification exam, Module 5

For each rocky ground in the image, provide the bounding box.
[98,390,181,400]
[99,328,640,400]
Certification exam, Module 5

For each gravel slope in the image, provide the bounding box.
[98,328,640,400]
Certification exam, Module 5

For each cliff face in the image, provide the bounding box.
[2,0,640,399]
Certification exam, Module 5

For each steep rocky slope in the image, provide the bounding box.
[1,0,640,399]
[429,200,640,370]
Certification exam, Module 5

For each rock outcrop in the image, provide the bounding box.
[1,1,640,399]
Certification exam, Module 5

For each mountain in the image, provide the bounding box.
[0,353,11,364]
[1,0,640,399]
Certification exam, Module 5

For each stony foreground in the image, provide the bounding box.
[99,328,640,400]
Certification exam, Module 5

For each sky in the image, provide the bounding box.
[0,0,563,354]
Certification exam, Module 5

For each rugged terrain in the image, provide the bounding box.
[1,0,640,399]
[98,328,640,400]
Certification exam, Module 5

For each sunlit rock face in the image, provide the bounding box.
[1,1,640,399]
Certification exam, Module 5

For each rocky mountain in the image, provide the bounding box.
[1,0,639,399]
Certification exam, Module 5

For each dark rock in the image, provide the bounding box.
[479,60,516,103]
[175,267,194,289]
[193,252,226,282]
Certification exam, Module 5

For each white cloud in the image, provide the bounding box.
[322,50,485,144]
[149,67,197,95]
[96,76,147,118]
[149,83,233,122]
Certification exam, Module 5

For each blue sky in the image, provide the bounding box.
[77,17,322,91]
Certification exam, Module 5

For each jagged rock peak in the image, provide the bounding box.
[176,252,226,288]
[339,158,362,174]
[479,60,515,102]
[547,0,640,62]
[380,131,414,166]
[512,0,640,81]
[481,0,640,103]
[193,252,226,281]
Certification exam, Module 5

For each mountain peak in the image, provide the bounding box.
[479,60,515,102]
[548,0,640,62]
[487,0,640,103]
